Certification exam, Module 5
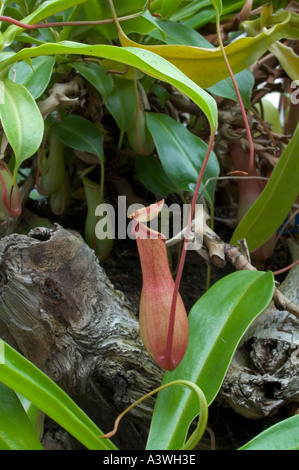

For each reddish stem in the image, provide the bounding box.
[0,13,139,30]
[219,35,255,175]
[272,260,299,276]
[165,131,216,365]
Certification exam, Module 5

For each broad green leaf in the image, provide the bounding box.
[231,123,299,250]
[0,41,218,130]
[52,115,104,162]
[116,9,299,88]
[207,69,254,108]
[0,78,44,183]
[239,415,299,450]
[146,270,274,450]
[146,112,219,204]
[105,76,137,132]
[0,382,43,450]
[8,56,55,99]
[135,154,179,197]
[1,0,88,48]
[72,61,114,100]
[0,340,117,450]
[149,19,213,48]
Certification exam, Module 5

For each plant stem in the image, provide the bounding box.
[0,13,141,30]
[215,18,255,175]
[100,379,208,451]
[272,260,299,276]
[166,131,216,364]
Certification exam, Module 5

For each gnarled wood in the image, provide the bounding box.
[0,225,162,422]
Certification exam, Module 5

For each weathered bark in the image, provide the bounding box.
[218,239,299,419]
[0,225,163,422]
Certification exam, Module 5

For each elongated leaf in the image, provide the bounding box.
[0,41,218,130]
[0,340,117,450]
[239,415,299,450]
[269,41,299,81]
[146,112,219,204]
[17,395,45,440]
[0,382,43,450]
[146,270,274,450]
[0,78,44,183]
[8,56,55,99]
[72,61,114,99]
[169,0,212,23]
[231,123,299,250]
[117,9,299,88]
[161,0,188,18]
[149,19,213,48]
[52,115,104,161]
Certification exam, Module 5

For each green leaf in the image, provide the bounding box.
[269,41,299,81]
[118,9,299,88]
[0,40,218,130]
[105,76,137,132]
[0,339,117,450]
[187,0,243,28]
[168,0,211,23]
[52,115,104,162]
[0,78,44,183]
[8,56,55,99]
[146,270,274,450]
[145,112,219,204]
[0,382,43,450]
[149,19,213,48]
[160,0,186,18]
[72,61,114,100]
[207,69,254,108]
[17,395,45,440]
[135,154,179,197]
[122,10,164,37]
[231,123,299,250]
[258,97,282,134]
[239,415,299,450]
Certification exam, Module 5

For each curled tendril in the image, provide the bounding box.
[99,379,208,451]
